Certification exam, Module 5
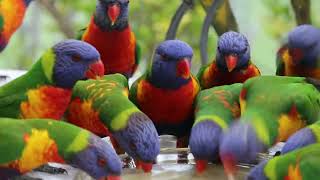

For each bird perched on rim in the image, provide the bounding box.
[189,83,242,173]
[247,143,320,180]
[130,40,200,147]
[66,74,160,173]
[80,0,140,78]
[281,120,320,154]
[219,76,320,177]
[197,31,260,89]
[0,118,122,180]
[0,40,104,120]
[0,0,33,52]
[276,24,320,79]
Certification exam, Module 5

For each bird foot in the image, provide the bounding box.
[33,164,67,175]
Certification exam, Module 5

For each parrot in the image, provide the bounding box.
[281,120,320,154]
[189,83,242,173]
[0,0,32,52]
[199,0,238,36]
[66,74,160,173]
[0,118,122,180]
[80,0,140,78]
[247,143,320,180]
[197,31,260,89]
[129,40,200,148]
[276,24,320,79]
[218,76,320,177]
[0,39,104,120]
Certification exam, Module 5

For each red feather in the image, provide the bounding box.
[20,86,71,120]
[202,62,260,88]
[82,17,137,76]
[136,77,199,125]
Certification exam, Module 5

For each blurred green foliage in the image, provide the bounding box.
[0,0,319,75]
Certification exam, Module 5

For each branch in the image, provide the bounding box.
[291,0,311,25]
[38,0,75,38]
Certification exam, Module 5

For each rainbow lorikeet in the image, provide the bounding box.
[0,118,121,180]
[66,74,159,172]
[0,0,32,52]
[80,0,140,78]
[219,76,320,176]
[282,120,320,154]
[197,31,261,89]
[0,40,104,120]
[248,143,320,180]
[276,25,320,79]
[189,83,242,173]
[130,40,200,147]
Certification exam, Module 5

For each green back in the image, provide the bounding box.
[71,74,141,131]
[196,63,210,88]
[194,83,242,130]
[241,76,320,146]
[0,58,52,118]
[0,118,90,163]
[264,143,320,180]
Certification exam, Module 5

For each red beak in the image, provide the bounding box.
[225,55,238,72]
[221,154,238,178]
[108,4,120,26]
[135,160,153,173]
[85,60,105,79]
[176,58,191,79]
[195,159,208,174]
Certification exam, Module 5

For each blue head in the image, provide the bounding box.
[219,122,266,168]
[283,24,320,66]
[94,0,129,31]
[23,0,33,6]
[216,31,251,72]
[281,127,316,154]
[189,120,222,162]
[69,134,122,179]
[52,40,104,89]
[113,112,160,165]
[246,160,268,180]
[149,40,193,89]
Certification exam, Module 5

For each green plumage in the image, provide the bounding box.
[0,54,53,118]
[255,143,320,180]
[0,118,89,164]
[241,76,320,145]
[194,83,242,129]
[70,74,141,132]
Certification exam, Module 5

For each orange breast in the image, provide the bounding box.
[202,62,260,88]
[82,17,136,75]
[20,86,72,120]
[137,77,200,125]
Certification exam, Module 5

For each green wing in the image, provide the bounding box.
[76,27,87,40]
[134,41,141,67]
[196,64,210,88]
[129,73,146,105]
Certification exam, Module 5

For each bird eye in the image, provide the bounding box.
[97,158,107,167]
[72,54,82,62]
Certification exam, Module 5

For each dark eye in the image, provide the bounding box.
[97,158,107,167]
[217,46,221,51]
[72,54,82,62]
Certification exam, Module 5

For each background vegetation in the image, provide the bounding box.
[0,0,319,75]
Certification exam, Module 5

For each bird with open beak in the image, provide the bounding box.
[81,0,140,78]
[197,31,260,89]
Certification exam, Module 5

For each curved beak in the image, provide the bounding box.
[225,55,238,72]
[221,153,238,179]
[176,58,191,79]
[108,4,120,26]
[85,60,105,79]
[135,160,153,173]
